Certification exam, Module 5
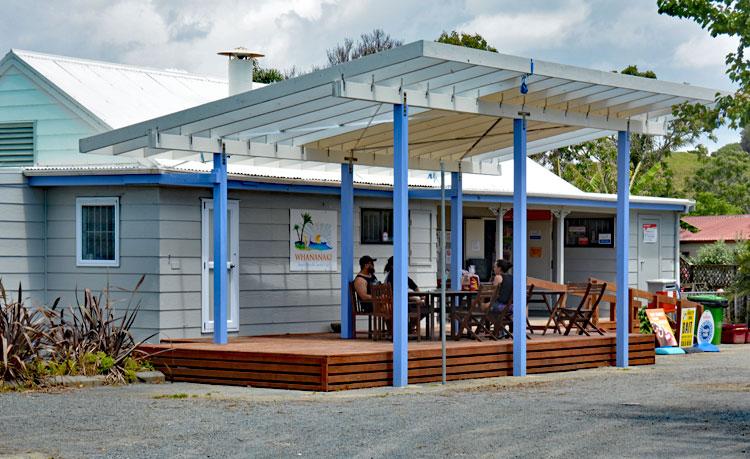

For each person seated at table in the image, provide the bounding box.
[353,255,379,312]
[384,256,426,333]
[490,259,513,312]
[384,256,419,292]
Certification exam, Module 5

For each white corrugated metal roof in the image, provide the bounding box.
[10,49,231,129]
[22,160,692,209]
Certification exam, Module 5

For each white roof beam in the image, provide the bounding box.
[333,80,667,136]
[128,131,501,174]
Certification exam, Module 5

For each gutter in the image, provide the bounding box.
[26,171,692,212]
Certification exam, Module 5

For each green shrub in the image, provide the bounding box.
[693,240,736,265]
[0,282,51,383]
[1,276,153,386]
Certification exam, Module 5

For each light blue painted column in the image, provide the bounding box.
[616,130,630,367]
[512,118,527,376]
[393,102,409,387]
[450,171,463,290]
[213,150,228,344]
[340,163,354,339]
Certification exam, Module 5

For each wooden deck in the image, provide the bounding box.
[139,333,655,391]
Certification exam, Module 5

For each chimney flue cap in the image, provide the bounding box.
[217,47,264,60]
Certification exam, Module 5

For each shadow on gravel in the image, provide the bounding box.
[604,404,750,453]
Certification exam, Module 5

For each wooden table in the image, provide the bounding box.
[528,288,567,335]
[412,290,479,340]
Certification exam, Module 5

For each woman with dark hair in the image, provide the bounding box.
[490,259,513,312]
[384,256,419,291]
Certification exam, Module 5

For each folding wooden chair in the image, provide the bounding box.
[487,285,534,339]
[349,281,374,339]
[556,282,608,336]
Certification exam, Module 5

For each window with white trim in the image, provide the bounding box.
[76,197,120,267]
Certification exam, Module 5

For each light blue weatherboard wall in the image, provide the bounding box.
[0,66,97,165]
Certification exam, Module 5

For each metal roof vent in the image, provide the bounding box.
[218,47,265,96]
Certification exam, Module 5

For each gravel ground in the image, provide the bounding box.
[1,345,748,458]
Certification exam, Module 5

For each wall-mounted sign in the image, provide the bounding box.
[598,233,612,245]
[679,307,696,348]
[646,308,678,347]
[642,223,658,243]
[529,230,542,240]
[530,247,542,258]
[290,209,337,272]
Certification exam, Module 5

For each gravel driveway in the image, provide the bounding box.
[1,345,748,458]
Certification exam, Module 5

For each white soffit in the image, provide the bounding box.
[79,41,724,174]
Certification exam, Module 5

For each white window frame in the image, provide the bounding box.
[76,197,120,267]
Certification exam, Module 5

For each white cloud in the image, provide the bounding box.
[674,33,738,69]
[455,0,590,53]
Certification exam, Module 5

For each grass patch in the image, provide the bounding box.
[153,393,189,399]
[665,151,701,193]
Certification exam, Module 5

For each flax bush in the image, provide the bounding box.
[0,276,154,386]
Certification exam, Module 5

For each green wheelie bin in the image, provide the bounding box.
[687,294,729,345]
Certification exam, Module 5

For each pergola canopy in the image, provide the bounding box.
[80,40,721,174]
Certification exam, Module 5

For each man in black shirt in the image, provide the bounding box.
[353,255,378,312]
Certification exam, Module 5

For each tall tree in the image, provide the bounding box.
[688,142,750,213]
[436,31,498,52]
[326,29,403,66]
[657,1,750,131]
[741,124,750,153]
[252,61,285,84]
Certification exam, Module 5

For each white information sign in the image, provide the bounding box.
[290,209,337,272]
[642,223,658,243]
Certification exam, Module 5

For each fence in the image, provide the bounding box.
[680,259,749,325]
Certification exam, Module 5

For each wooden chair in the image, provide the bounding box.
[349,281,373,339]
[453,283,497,341]
[556,282,608,336]
[371,284,393,341]
[486,284,535,340]
[370,284,423,341]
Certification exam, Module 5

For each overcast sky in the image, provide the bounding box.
[1,0,739,149]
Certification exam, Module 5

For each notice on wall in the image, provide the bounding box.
[529,247,542,258]
[642,223,658,243]
[290,209,337,272]
[529,230,542,240]
[679,307,697,348]
[598,233,612,245]
[646,308,678,347]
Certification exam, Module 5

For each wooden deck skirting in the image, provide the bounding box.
[140,333,655,391]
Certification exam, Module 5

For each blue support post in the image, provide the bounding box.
[450,171,463,291]
[393,102,409,387]
[213,151,228,344]
[340,163,354,339]
[616,130,630,367]
[512,118,527,376]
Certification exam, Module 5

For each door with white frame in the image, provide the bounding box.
[637,215,661,290]
[201,199,240,333]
